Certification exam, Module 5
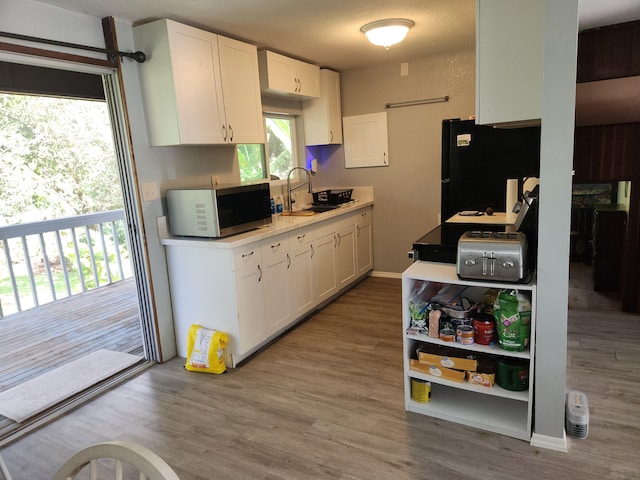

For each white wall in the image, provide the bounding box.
[312,51,476,274]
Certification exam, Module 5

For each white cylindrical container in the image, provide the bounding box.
[506,178,518,212]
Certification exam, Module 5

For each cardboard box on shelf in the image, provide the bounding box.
[418,352,478,372]
[410,359,466,383]
[467,371,495,387]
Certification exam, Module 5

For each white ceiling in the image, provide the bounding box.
[31,0,640,125]
[32,0,640,71]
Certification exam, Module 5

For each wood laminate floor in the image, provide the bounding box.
[2,275,639,479]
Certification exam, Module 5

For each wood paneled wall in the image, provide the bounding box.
[573,123,640,182]
[575,20,640,313]
[577,20,640,82]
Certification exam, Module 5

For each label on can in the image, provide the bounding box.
[411,378,432,403]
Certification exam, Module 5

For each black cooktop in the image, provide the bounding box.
[411,223,504,264]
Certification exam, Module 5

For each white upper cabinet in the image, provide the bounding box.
[133,19,264,146]
[217,36,266,144]
[303,69,343,146]
[343,112,389,168]
[258,50,320,99]
[475,0,543,127]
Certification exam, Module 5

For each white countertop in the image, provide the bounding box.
[160,186,373,249]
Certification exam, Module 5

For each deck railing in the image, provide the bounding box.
[0,210,132,317]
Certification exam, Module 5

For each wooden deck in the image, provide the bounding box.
[0,278,143,434]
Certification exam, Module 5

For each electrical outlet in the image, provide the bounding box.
[211,175,220,187]
[141,182,159,202]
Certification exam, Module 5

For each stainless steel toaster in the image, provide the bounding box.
[456,231,528,282]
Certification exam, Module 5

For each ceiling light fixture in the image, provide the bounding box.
[360,19,415,49]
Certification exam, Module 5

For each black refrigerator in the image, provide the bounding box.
[441,119,541,220]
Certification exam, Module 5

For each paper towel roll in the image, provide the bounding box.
[506,179,518,213]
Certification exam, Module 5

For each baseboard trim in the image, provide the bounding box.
[530,432,568,452]
[371,270,402,279]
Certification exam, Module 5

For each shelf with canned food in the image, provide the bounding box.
[402,260,536,442]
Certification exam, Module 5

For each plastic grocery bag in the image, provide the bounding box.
[493,290,531,352]
[185,324,229,374]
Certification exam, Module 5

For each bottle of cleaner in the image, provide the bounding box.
[275,195,283,214]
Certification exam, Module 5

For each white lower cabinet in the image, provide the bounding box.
[312,231,338,304]
[355,207,373,275]
[165,206,374,367]
[402,261,536,441]
[335,223,356,289]
[234,261,266,353]
[261,234,291,336]
[288,228,315,318]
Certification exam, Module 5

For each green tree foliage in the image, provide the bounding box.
[0,93,123,225]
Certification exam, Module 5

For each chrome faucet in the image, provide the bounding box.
[286,167,313,211]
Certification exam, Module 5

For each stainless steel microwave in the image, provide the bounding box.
[167,183,272,238]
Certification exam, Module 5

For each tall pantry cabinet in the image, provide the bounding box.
[133,19,265,146]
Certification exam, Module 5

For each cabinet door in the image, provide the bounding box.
[234,263,266,354]
[288,241,315,317]
[296,60,320,98]
[134,19,226,145]
[262,238,291,336]
[335,225,356,289]
[326,70,343,143]
[356,209,373,275]
[312,233,337,303]
[303,69,342,146]
[475,0,543,126]
[343,112,388,168]
[259,50,297,94]
[218,36,265,144]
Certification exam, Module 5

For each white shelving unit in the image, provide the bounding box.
[402,261,536,441]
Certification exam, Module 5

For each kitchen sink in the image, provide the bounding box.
[280,204,342,216]
[307,204,341,213]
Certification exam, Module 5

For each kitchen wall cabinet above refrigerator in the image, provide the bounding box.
[303,69,343,145]
[258,50,320,100]
[133,19,265,146]
[475,0,543,127]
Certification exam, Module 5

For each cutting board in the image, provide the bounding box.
[280,210,315,216]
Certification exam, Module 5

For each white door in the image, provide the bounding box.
[262,240,291,336]
[234,263,266,353]
[168,21,226,144]
[356,209,373,275]
[217,36,265,144]
[288,241,315,317]
[335,224,356,288]
[312,232,337,304]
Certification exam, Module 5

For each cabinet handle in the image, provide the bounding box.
[310,244,314,258]
[333,234,338,247]
[228,124,233,142]
[242,251,254,258]
[271,242,281,250]
[356,225,361,237]
[286,253,291,269]
[330,130,333,142]
[383,152,387,165]
[257,264,262,282]
[222,125,228,142]
[297,233,306,241]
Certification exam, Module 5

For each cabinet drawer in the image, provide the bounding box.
[356,208,371,226]
[233,244,261,270]
[261,234,290,259]
[289,226,314,246]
